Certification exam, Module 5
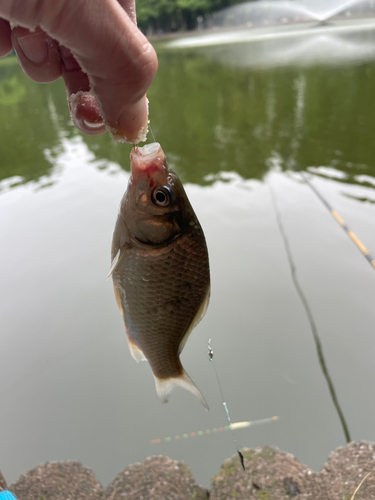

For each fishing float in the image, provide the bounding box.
[150,416,279,445]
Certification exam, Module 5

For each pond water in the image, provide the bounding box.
[1,22,375,489]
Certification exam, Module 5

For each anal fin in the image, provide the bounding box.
[113,284,124,315]
[128,339,146,363]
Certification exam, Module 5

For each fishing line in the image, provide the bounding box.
[208,339,246,470]
[297,170,375,271]
[149,123,157,143]
[268,178,351,443]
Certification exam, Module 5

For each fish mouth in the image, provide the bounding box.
[133,142,161,157]
[130,142,167,180]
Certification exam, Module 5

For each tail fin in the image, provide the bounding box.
[155,371,209,410]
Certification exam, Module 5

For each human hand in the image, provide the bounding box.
[0,0,158,143]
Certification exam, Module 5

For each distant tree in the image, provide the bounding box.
[177,0,211,29]
[137,0,252,33]
[137,0,180,33]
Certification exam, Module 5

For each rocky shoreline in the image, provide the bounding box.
[1,441,374,499]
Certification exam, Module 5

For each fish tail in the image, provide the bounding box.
[155,371,209,410]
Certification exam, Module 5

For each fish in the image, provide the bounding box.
[109,142,210,409]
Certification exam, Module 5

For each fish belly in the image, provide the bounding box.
[113,231,209,380]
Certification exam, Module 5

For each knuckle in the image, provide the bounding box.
[133,40,158,90]
[112,37,158,97]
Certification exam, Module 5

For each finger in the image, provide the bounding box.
[0,18,12,57]
[11,27,61,83]
[59,45,106,135]
[55,0,157,143]
[5,0,158,144]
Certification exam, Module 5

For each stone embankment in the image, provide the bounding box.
[1,441,374,499]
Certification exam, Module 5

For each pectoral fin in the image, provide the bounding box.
[107,248,124,279]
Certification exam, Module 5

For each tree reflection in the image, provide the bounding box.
[1,46,375,192]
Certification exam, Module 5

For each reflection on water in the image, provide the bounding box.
[2,37,375,190]
[199,28,375,68]
[1,28,375,488]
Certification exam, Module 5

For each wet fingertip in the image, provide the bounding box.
[69,91,106,135]
[106,96,149,145]
[107,122,148,145]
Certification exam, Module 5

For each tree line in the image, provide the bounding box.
[136,0,248,33]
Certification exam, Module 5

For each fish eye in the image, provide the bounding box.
[152,186,173,207]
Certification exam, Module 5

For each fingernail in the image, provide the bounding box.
[69,91,106,135]
[83,119,104,129]
[110,96,149,144]
[18,32,48,64]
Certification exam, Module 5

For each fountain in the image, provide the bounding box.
[207,0,375,28]
[168,0,375,51]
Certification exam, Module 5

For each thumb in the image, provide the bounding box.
[2,0,158,143]
[53,0,158,143]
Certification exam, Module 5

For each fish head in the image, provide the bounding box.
[121,142,195,245]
